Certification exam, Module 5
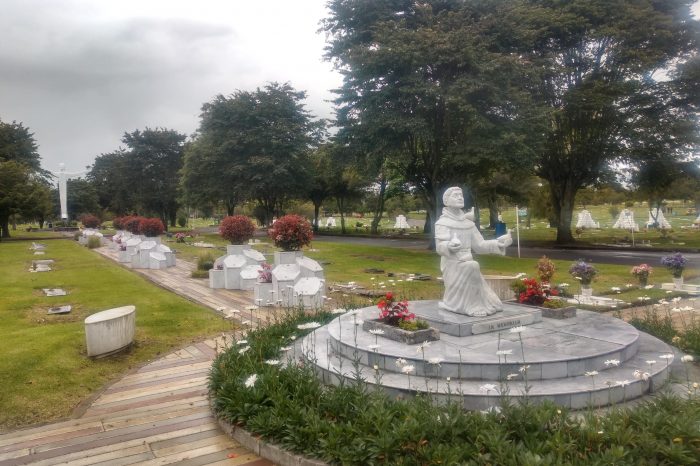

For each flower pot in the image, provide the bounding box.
[362,319,439,345]
[581,286,593,298]
[254,281,274,307]
[226,244,250,255]
[638,277,647,287]
[274,250,303,265]
[673,276,684,290]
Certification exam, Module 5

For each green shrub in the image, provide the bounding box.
[398,319,429,331]
[210,313,700,465]
[196,254,215,271]
[177,216,187,227]
[190,269,209,279]
[87,236,101,249]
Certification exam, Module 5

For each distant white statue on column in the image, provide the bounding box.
[56,163,86,220]
[435,187,513,317]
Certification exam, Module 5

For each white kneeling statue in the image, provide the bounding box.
[435,187,513,317]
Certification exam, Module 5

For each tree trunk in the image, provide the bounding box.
[312,202,321,233]
[225,200,235,216]
[1,217,10,238]
[169,211,177,228]
[551,184,576,243]
[370,176,388,235]
[487,195,499,230]
[337,198,346,234]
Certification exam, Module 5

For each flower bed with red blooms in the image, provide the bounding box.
[80,214,100,229]
[268,214,313,251]
[139,217,165,237]
[517,278,558,306]
[220,215,256,244]
[112,216,124,230]
[377,292,414,326]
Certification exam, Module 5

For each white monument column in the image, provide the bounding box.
[55,163,86,220]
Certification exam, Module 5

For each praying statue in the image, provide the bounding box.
[435,187,513,317]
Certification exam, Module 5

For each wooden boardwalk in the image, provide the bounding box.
[0,336,272,466]
[0,246,277,465]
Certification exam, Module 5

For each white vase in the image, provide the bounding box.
[673,277,684,290]
[581,286,593,298]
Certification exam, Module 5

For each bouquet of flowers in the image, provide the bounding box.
[516,278,559,306]
[536,256,556,283]
[661,252,687,278]
[569,260,597,285]
[174,232,186,243]
[377,292,414,326]
[257,263,272,283]
[631,264,653,286]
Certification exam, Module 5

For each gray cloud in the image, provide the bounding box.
[0,0,341,173]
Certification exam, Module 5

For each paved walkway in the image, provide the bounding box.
[0,246,275,466]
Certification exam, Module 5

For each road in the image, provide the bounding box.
[312,234,700,268]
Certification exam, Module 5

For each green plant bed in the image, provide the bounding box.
[211,311,700,465]
[0,239,230,430]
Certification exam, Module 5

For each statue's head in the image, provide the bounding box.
[443,187,464,208]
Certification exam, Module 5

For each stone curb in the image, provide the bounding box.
[214,410,327,466]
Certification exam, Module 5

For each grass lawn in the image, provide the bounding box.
[0,239,229,431]
[2,231,697,431]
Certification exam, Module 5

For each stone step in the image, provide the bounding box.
[305,327,673,410]
[326,307,641,380]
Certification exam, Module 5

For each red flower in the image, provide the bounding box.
[377,292,413,326]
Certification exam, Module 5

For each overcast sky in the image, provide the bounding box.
[0,0,343,174]
[1,1,698,176]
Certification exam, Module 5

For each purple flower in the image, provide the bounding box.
[661,253,687,278]
[569,260,597,285]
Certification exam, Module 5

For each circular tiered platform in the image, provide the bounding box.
[303,301,674,410]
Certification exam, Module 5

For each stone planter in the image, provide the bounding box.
[84,305,136,358]
[143,236,161,244]
[254,281,274,306]
[673,277,684,290]
[209,268,225,288]
[539,304,577,319]
[274,250,303,265]
[226,244,250,255]
[362,319,439,345]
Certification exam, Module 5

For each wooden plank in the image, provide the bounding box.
[103,406,211,431]
[84,388,208,417]
[152,434,235,457]
[0,425,105,455]
[93,377,208,406]
[0,418,217,466]
[0,420,104,448]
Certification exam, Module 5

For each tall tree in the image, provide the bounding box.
[323,0,538,243]
[87,150,133,216]
[182,82,324,224]
[499,0,699,242]
[122,128,186,228]
[0,119,45,238]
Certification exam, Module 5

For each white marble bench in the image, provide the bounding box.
[84,305,136,357]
